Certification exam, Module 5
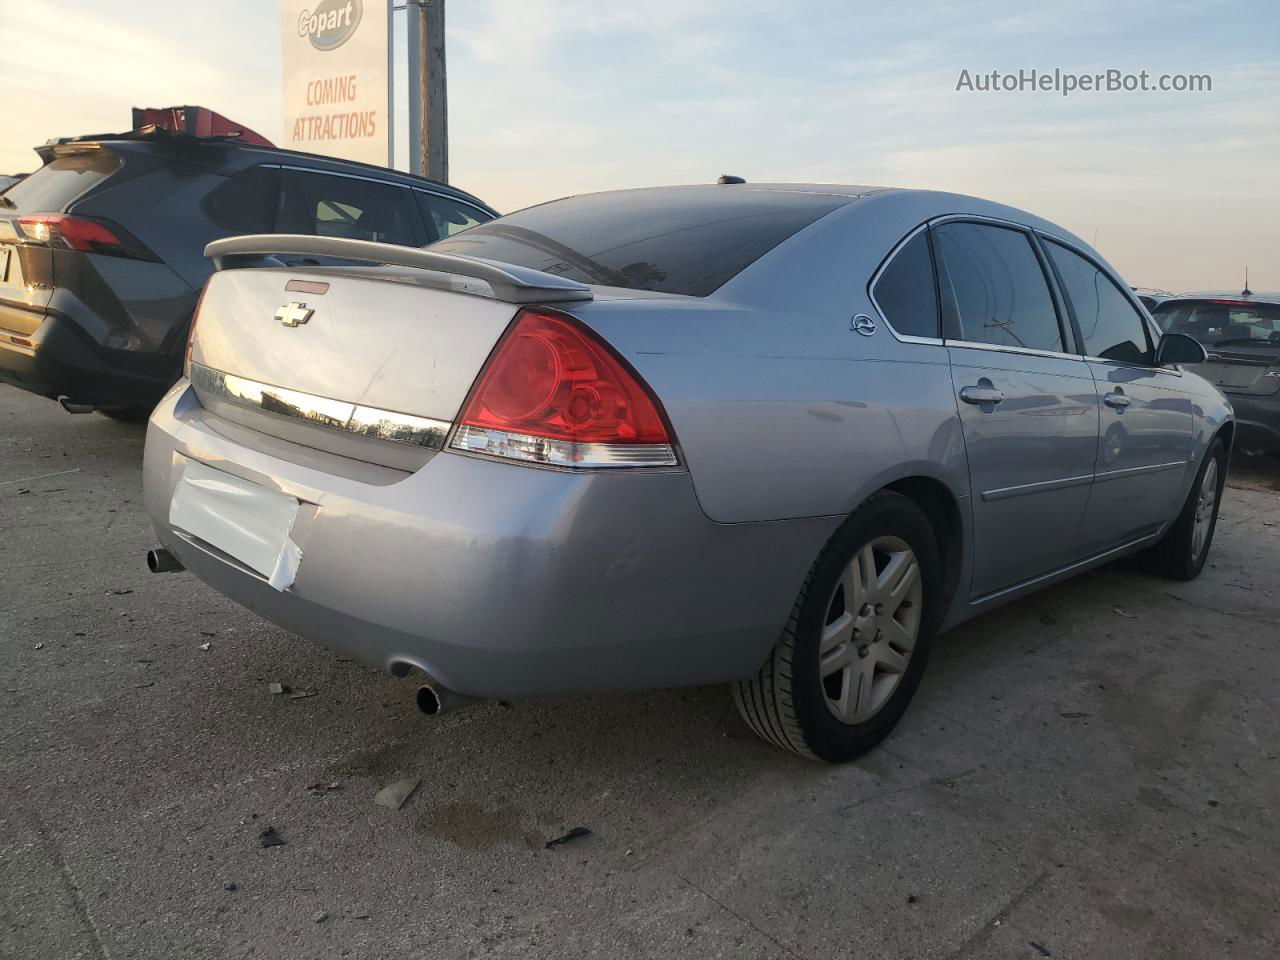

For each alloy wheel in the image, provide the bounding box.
[1191,458,1219,560]
[818,535,923,724]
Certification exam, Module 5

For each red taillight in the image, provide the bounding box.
[451,308,678,468]
[16,214,151,259]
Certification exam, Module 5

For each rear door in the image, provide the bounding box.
[934,219,1101,597]
[1043,238,1194,551]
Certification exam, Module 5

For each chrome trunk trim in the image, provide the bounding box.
[188,362,452,451]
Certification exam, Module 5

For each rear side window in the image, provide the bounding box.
[417,192,490,241]
[427,189,850,296]
[1046,240,1152,364]
[281,170,419,245]
[872,231,939,338]
[934,222,1063,353]
[201,166,281,234]
[1,151,121,212]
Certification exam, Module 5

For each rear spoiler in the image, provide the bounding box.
[204,234,593,304]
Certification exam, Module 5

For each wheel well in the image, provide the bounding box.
[1216,421,1235,458]
[884,476,963,611]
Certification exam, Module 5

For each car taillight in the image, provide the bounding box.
[16,214,154,260]
[451,307,678,468]
[184,281,211,378]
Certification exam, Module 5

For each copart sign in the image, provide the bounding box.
[281,0,390,165]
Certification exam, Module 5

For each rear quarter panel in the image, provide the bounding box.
[575,193,974,525]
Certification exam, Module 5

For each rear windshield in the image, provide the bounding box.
[1154,299,1280,346]
[0,151,121,213]
[427,189,850,296]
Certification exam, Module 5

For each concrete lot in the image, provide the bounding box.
[2,382,1278,960]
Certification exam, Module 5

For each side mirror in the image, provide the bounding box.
[1156,332,1208,366]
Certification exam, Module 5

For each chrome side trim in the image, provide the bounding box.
[980,473,1093,502]
[1093,460,1190,483]
[189,362,451,450]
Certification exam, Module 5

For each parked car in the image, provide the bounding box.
[1152,291,1280,455]
[1132,286,1175,312]
[0,113,497,417]
[0,174,27,192]
[142,183,1230,762]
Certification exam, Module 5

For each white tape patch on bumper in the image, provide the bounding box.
[169,459,303,591]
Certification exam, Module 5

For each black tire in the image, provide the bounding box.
[1138,438,1226,581]
[733,490,944,762]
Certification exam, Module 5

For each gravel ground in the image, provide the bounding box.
[2,383,1279,960]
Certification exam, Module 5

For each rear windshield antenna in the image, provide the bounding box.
[1242,266,1251,297]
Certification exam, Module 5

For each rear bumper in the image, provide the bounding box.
[1226,394,1280,454]
[144,382,836,699]
[0,309,179,408]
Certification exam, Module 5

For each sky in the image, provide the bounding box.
[2,0,1277,291]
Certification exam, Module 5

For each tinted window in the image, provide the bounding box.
[417,193,489,241]
[201,166,281,233]
[427,189,850,296]
[872,231,939,338]
[1,152,121,212]
[283,171,419,245]
[1046,240,1151,363]
[934,222,1063,352]
[1154,300,1280,346]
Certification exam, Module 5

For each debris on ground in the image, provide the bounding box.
[259,826,286,848]
[108,588,133,596]
[544,826,592,850]
[374,778,420,810]
[269,682,289,695]
[907,894,918,904]
[1060,712,1091,720]
[223,882,237,892]
[313,911,329,923]
[306,781,341,795]
[198,642,211,652]
[1113,607,1137,618]
[33,643,44,650]
[1030,941,1051,957]
[1038,614,1057,626]
[288,689,317,700]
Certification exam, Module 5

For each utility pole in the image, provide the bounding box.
[407,0,447,182]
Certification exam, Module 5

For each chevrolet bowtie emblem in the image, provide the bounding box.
[275,301,314,327]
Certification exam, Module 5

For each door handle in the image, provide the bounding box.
[960,385,1005,405]
[1103,391,1131,409]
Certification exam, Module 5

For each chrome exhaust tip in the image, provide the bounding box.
[147,547,184,573]
[416,682,479,717]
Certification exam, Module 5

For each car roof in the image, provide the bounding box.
[50,133,496,213]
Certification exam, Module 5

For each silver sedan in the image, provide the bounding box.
[143,183,1231,761]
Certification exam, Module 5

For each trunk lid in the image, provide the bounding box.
[1197,344,1280,396]
[188,236,594,470]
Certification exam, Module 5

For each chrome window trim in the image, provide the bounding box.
[865,221,944,346]
[263,164,495,220]
[945,340,1088,363]
[188,362,451,450]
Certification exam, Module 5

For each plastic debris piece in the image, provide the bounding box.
[544,826,592,850]
[1113,607,1136,618]
[224,882,237,891]
[374,778,420,810]
[269,682,288,695]
[1030,942,1051,957]
[259,826,286,848]
[313,911,328,923]
[33,643,44,650]
[199,642,211,652]
[1059,712,1091,720]
[288,689,317,700]
[306,781,341,795]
